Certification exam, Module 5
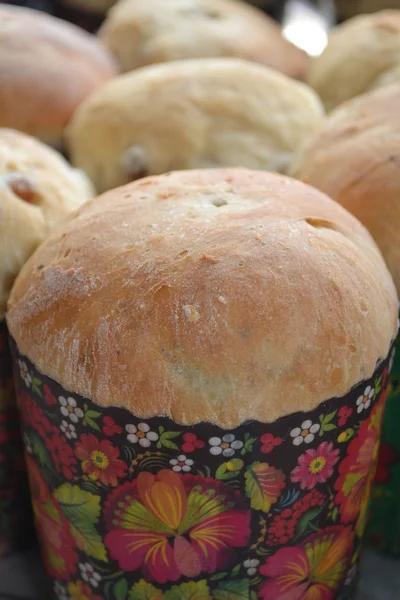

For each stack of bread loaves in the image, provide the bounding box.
[6,168,398,596]
[66,58,324,193]
[292,83,400,555]
[0,4,117,147]
[0,129,93,557]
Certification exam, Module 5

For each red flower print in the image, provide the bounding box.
[374,443,397,485]
[102,416,122,437]
[181,432,205,453]
[75,434,127,486]
[338,406,353,427]
[26,456,78,580]
[335,390,387,536]
[104,470,250,583]
[266,489,325,546]
[67,580,102,600]
[291,442,340,490]
[260,526,354,600]
[45,426,78,481]
[260,433,282,454]
[43,385,57,406]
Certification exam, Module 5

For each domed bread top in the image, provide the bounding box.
[7,169,398,428]
[98,0,308,79]
[308,10,400,112]
[66,58,324,193]
[0,4,117,146]
[0,128,93,317]
[291,83,400,293]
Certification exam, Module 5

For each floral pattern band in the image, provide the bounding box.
[0,320,32,556]
[10,335,395,600]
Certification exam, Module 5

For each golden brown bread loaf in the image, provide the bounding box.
[98,0,308,79]
[291,83,400,293]
[66,58,324,193]
[308,10,400,111]
[7,169,398,428]
[0,129,93,317]
[0,5,117,146]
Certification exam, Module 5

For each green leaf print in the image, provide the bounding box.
[32,377,43,398]
[213,579,250,600]
[216,459,244,480]
[128,580,162,600]
[54,483,107,561]
[230,563,242,577]
[245,462,285,513]
[113,578,129,600]
[164,581,212,600]
[319,410,338,436]
[295,504,325,538]
[157,430,180,450]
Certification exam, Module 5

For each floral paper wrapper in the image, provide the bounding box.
[0,320,33,556]
[10,336,394,600]
[366,330,400,556]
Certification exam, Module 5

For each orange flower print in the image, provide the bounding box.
[104,470,251,583]
[75,434,127,487]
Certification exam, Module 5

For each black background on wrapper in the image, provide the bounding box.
[10,336,395,599]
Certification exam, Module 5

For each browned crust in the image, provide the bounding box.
[7,169,398,428]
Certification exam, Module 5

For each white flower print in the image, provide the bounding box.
[58,396,84,423]
[60,420,77,440]
[79,562,102,588]
[18,359,32,388]
[54,582,68,600]
[243,558,260,577]
[23,433,32,455]
[356,386,374,414]
[169,455,194,473]
[126,423,159,447]
[209,434,243,457]
[290,420,320,446]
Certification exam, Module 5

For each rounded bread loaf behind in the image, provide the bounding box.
[0,128,93,316]
[291,83,400,293]
[98,0,307,79]
[308,10,400,111]
[0,4,117,146]
[66,58,324,193]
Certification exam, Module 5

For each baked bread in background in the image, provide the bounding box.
[98,0,308,80]
[66,58,324,193]
[57,0,115,13]
[0,129,93,316]
[291,83,400,292]
[336,0,400,20]
[308,10,400,111]
[0,5,117,146]
[7,168,397,427]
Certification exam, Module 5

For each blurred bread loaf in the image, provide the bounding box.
[66,58,324,193]
[0,5,117,146]
[292,83,400,291]
[98,0,308,80]
[308,10,400,111]
[0,129,93,315]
